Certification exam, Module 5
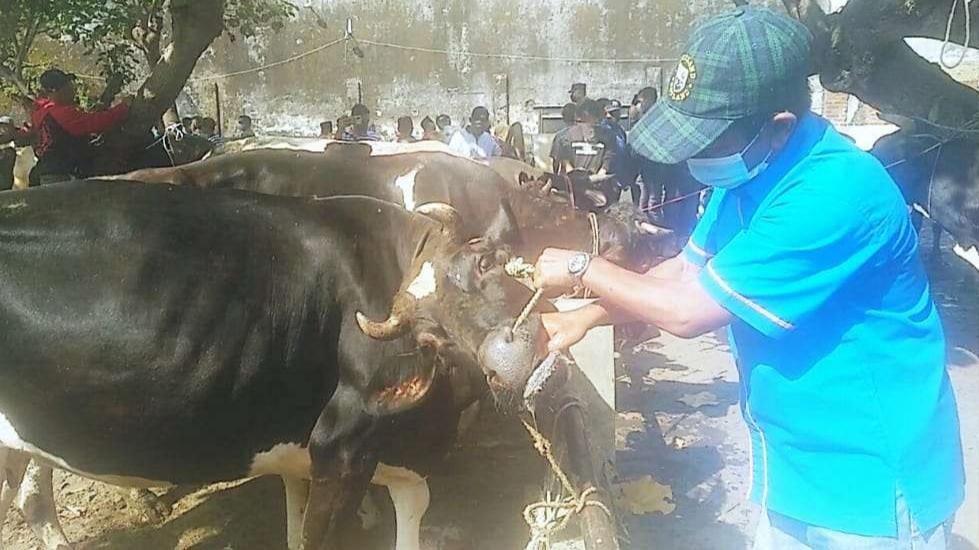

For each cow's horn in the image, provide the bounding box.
[638,221,673,237]
[588,173,617,184]
[416,202,464,242]
[356,291,417,341]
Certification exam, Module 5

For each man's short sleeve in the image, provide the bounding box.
[699,193,884,339]
[682,189,722,267]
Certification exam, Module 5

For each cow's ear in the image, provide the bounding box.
[484,201,521,246]
[365,349,438,416]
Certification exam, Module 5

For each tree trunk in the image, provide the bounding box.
[783,0,979,135]
[97,0,224,172]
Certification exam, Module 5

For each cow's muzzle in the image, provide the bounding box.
[477,314,567,412]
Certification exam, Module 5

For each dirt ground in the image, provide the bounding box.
[2,227,977,550]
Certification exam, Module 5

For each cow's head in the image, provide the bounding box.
[525,170,622,212]
[356,202,562,415]
[597,201,680,272]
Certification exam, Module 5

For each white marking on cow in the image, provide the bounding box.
[3,201,26,210]
[13,146,34,190]
[372,464,429,550]
[248,442,312,479]
[0,410,170,488]
[953,244,979,271]
[395,168,421,211]
[282,477,309,550]
[407,262,437,299]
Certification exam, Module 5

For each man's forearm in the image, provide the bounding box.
[568,255,694,330]
[578,256,730,338]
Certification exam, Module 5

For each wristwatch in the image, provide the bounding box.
[567,253,592,283]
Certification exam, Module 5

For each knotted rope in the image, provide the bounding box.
[504,257,613,549]
[521,413,612,550]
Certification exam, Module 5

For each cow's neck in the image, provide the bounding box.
[505,188,595,258]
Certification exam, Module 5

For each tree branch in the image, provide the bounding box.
[0,64,33,100]
[101,0,224,166]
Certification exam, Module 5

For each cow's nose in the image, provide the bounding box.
[477,316,541,391]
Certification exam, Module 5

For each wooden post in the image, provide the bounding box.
[213,83,223,136]
[562,406,620,550]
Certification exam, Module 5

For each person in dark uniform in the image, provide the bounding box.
[551,99,614,176]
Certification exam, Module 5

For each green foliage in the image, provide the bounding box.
[0,0,297,100]
[225,0,298,38]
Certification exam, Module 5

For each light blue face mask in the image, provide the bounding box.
[686,128,772,189]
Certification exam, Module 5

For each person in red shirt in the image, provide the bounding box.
[30,68,129,186]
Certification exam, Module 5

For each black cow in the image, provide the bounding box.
[113,144,677,271]
[872,129,979,270]
[0,180,554,550]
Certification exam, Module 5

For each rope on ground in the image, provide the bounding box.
[940,0,973,69]
[521,417,612,550]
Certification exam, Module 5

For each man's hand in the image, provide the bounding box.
[533,248,580,291]
[541,311,593,352]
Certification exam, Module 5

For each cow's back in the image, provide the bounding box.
[0,181,342,483]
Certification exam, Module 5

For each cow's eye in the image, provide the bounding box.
[477,254,495,274]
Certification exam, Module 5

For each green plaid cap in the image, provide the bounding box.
[630,7,812,164]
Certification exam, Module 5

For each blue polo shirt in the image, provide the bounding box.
[683,113,964,536]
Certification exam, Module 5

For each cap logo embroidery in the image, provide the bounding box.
[670,54,697,102]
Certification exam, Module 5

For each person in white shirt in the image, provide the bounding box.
[436,113,459,144]
[448,106,502,159]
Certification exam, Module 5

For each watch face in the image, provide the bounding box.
[569,254,588,275]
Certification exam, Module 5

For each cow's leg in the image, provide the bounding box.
[282,477,309,550]
[15,461,72,550]
[0,449,30,541]
[372,463,429,550]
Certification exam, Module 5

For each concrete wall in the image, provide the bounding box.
[187,0,783,137]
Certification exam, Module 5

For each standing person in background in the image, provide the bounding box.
[235,115,255,139]
[631,86,659,125]
[29,68,130,186]
[320,121,334,139]
[549,102,579,170]
[603,99,637,204]
[336,116,354,141]
[197,117,225,148]
[348,104,382,142]
[436,114,458,144]
[420,116,442,141]
[551,99,613,176]
[396,116,417,143]
[448,106,501,159]
[506,122,527,162]
[569,82,588,105]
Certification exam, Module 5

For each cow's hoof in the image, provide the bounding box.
[128,488,171,524]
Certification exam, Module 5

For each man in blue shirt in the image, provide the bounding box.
[532,7,964,549]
